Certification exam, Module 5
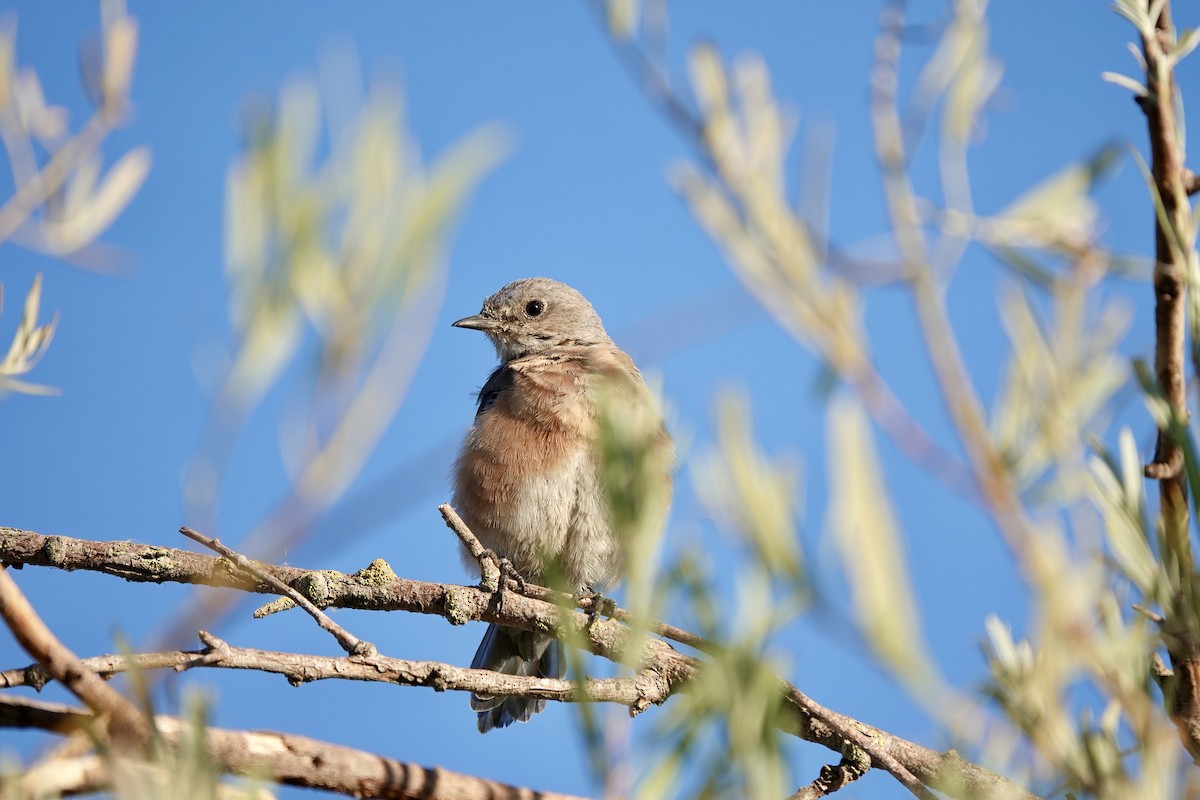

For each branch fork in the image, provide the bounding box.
[179,526,377,659]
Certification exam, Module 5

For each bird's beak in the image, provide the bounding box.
[452,313,499,331]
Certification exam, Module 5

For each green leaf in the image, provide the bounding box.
[39,145,152,255]
[0,273,60,397]
[827,394,934,685]
[1101,70,1147,97]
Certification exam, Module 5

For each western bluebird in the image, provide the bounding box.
[452,277,672,732]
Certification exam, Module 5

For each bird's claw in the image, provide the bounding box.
[580,590,617,627]
[478,550,529,611]
[497,557,527,592]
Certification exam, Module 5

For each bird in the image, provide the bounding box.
[451,277,672,733]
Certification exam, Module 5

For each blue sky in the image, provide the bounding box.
[0,2,1191,798]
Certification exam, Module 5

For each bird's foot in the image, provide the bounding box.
[478,550,528,610]
[579,590,618,627]
[495,556,527,592]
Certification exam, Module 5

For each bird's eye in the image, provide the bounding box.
[525,299,545,317]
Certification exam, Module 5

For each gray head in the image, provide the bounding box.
[453,277,610,362]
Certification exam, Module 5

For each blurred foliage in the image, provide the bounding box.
[10,0,1200,797]
[600,0,1200,797]
[647,396,807,799]
[827,395,939,689]
[186,52,508,536]
[3,693,273,800]
[0,273,56,396]
[0,0,146,398]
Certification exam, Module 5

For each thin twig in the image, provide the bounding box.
[0,633,676,711]
[0,693,92,733]
[1133,0,1200,765]
[438,503,501,591]
[178,526,377,658]
[789,750,870,800]
[1132,603,1166,625]
[583,0,705,143]
[783,684,936,800]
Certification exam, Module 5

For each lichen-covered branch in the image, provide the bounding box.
[0,632,673,711]
[0,526,1038,800]
[179,526,377,657]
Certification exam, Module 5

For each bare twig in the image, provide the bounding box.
[0,693,91,733]
[790,747,870,799]
[574,591,719,655]
[1133,603,1166,625]
[0,633,676,711]
[0,526,1039,800]
[1139,1,1192,487]
[178,526,377,658]
[0,694,588,800]
[438,503,501,591]
[782,685,936,800]
[0,565,151,746]
[584,0,704,142]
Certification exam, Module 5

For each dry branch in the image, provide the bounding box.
[0,526,1039,800]
[0,632,673,710]
[0,694,587,800]
[789,751,869,800]
[179,526,377,657]
[439,503,717,654]
[439,503,502,592]
[0,564,151,747]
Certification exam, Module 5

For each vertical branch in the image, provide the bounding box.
[1137,0,1200,763]
[1140,1,1191,543]
[870,0,1032,553]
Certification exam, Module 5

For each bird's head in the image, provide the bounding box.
[453,277,609,362]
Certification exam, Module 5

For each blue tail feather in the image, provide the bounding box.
[470,623,564,732]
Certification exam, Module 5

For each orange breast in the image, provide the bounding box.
[453,365,588,532]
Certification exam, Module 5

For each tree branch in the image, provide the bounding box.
[0,526,1039,800]
[179,526,377,657]
[790,747,869,800]
[1134,0,1200,765]
[439,502,503,591]
[0,632,674,711]
[0,564,151,747]
[0,692,91,733]
[438,503,719,654]
[0,694,588,800]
